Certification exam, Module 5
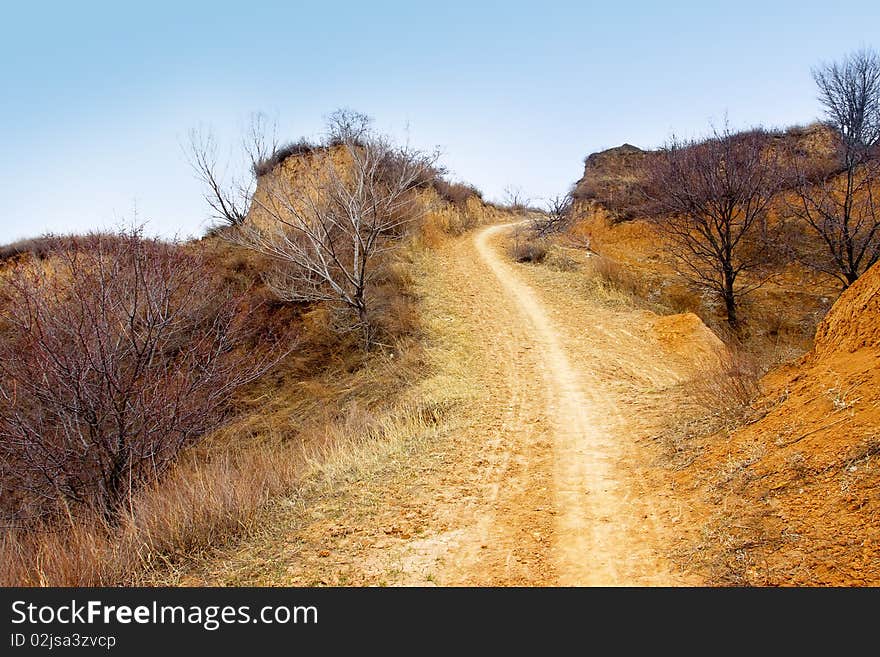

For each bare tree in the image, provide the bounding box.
[815,49,880,162]
[503,185,530,212]
[788,49,880,287]
[234,111,438,349]
[187,112,279,227]
[531,193,573,236]
[645,126,784,327]
[324,108,372,145]
[0,231,278,523]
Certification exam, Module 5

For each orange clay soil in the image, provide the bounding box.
[675,260,880,585]
[569,207,839,352]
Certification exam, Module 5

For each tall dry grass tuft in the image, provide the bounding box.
[587,255,645,297]
[693,346,763,427]
[0,444,305,586]
[653,342,765,470]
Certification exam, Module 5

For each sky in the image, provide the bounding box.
[1,0,879,244]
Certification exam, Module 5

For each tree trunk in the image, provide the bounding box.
[723,293,738,328]
[100,475,124,525]
[356,303,372,351]
[101,446,130,525]
[723,266,738,327]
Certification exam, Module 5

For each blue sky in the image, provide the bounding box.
[1,0,878,243]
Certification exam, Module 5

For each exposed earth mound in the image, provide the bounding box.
[648,312,725,374]
[683,261,880,585]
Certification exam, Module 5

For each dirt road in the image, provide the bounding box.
[182,223,700,586]
[471,224,684,585]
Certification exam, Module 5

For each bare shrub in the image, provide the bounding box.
[434,179,482,210]
[503,185,531,212]
[234,110,438,349]
[324,108,372,146]
[0,235,74,262]
[693,348,763,426]
[0,230,281,524]
[511,237,548,263]
[531,194,573,237]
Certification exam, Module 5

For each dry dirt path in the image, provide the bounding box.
[178,223,701,586]
[470,224,685,585]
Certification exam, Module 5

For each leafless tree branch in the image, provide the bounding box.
[643,124,785,327]
[0,230,285,523]
[788,49,880,287]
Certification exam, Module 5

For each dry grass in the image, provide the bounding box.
[0,389,447,586]
[0,445,304,586]
[542,247,580,272]
[647,344,764,473]
[587,255,645,297]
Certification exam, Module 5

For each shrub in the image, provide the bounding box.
[233,127,438,350]
[0,235,69,262]
[693,347,763,426]
[433,179,482,209]
[0,230,282,524]
[253,139,319,177]
[512,239,548,263]
[588,255,643,296]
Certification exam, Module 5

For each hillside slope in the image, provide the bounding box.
[563,125,842,351]
[680,261,880,584]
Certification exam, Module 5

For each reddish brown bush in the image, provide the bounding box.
[433,179,482,209]
[0,235,70,262]
[0,231,282,524]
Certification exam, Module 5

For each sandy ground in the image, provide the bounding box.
[178,224,706,586]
